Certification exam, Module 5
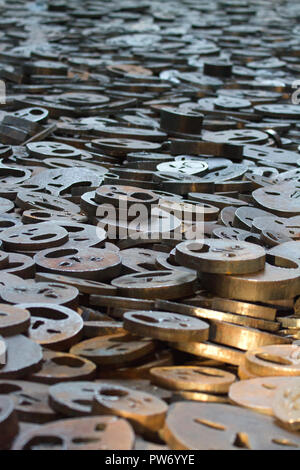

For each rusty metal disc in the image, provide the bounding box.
[26,141,82,160]
[157,160,208,176]
[233,206,271,230]
[253,184,300,217]
[16,190,81,215]
[0,273,25,289]
[162,402,300,450]
[0,215,22,234]
[260,229,292,247]
[48,381,114,417]
[245,345,300,377]
[28,167,103,198]
[251,215,300,239]
[92,383,168,435]
[51,221,107,249]
[212,226,251,241]
[150,366,235,394]
[111,270,197,300]
[0,335,43,380]
[30,349,96,385]
[22,209,87,225]
[12,416,135,450]
[0,253,35,279]
[229,377,300,417]
[123,310,209,343]
[0,283,79,309]
[34,247,122,281]
[70,333,156,367]
[0,197,14,214]
[175,239,266,274]
[120,248,159,274]
[17,303,83,351]
[91,138,162,157]
[202,251,300,302]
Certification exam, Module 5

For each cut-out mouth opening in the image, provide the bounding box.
[31,234,57,241]
[45,249,78,259]
[24,436,65,451]
[194,418,227,431]
[28,308,68,321]
[52,356,83,368]
[266,254,298,269]
[132,314,160,324]
[30,212,51,218]
[52,149,74,155]
[255,352,292,366]
[72,437,101,445]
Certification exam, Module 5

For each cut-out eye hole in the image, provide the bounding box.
[32,320,44,330]
[272,438,299,448]
[95,423,107,432]
[194,418,227,431]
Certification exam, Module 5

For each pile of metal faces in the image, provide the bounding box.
[0,0,299,451]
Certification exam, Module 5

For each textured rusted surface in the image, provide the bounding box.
[1,0,300,451]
